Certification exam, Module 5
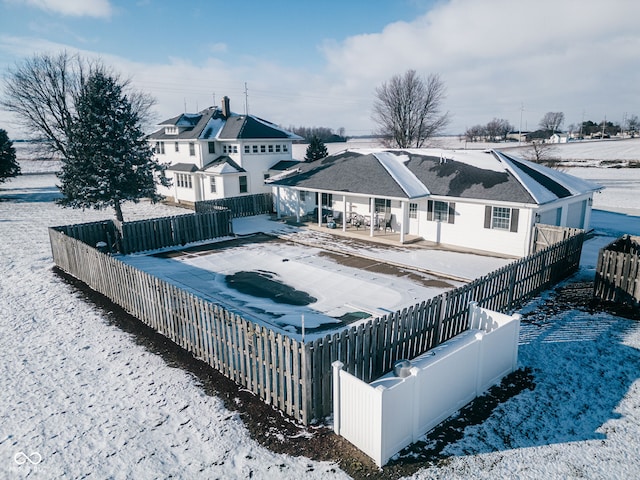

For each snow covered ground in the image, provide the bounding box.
[1,157,640,478]
[120,215,509,340]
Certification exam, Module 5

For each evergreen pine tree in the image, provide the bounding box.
[0,129,20,183]
[57,72,169,221]
[304,136,328,162]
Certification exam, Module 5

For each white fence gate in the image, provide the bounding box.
[332,302,521,467]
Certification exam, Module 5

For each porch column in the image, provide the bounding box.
[296,190,301,223]
[342,195,347,232]
[276,186,282,219]
[317,193,322,226]
[400,201,407,244]
[370,197,375,237]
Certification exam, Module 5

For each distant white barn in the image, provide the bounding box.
[270,148,602,257]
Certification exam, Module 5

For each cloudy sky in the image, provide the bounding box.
[1,0,639,139]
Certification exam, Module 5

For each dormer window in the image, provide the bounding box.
[165,126,178,135]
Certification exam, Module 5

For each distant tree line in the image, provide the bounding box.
[464,118,514,142]
[289,126,347,143]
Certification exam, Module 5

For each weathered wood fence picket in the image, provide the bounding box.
[195,193,274,217]
[49,214,584,424]
[594,234,640,308]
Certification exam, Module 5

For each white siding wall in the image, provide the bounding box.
[239,141,294,195]
[418,201,533,257]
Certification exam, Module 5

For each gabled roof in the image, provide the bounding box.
[148,105,302,142]
[269,148,602,205]
[202,156,246,174]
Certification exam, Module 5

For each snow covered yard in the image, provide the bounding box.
[2,169,640,479]
[0,174,349,479]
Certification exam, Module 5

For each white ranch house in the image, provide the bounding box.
[148,96,302,205]
[270,148,602,257]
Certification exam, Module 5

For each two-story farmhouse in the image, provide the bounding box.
[270,148,602,257]
[148,96,302,205]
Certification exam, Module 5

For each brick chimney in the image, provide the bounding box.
[221,96,230,118]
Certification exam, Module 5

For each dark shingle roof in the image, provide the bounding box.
[272,151,411,198]
[403,152,535,202]
[148,106,301,141]
[270,148,602,205]
[166,163,199,172]
[270,160,301,171]
[202,156,246,173]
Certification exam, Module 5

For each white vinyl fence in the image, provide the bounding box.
[332,302,521,467]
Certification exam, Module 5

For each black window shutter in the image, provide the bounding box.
[448,202,456,224]
[427,200,434,221]
[510,208,519,232]
[484,206,492,229]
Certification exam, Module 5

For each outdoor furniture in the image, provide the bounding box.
[310,207,332,223]
[382,213,393,233]
[349,213,364,229]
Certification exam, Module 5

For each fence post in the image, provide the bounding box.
[435,294,447,346]
[507,263,518,310]
[332,361,343,434]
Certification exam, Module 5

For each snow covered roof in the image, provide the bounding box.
[270,148,602,204]
[148,102,302,142]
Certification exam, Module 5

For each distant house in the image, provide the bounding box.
[549,133,569,144]
[269,149,602,257]
[148,96,302,205]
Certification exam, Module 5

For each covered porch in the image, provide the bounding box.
[273,187,423,245]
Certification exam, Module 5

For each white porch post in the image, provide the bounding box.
[276,186,282,219]
[342,195,347,232]
[296,190,301,223]
[317,193,322,226]
[370,197,375,237]
[400,201,407,244]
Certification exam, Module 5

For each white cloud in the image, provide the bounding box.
[2,0,640,140]
[319,0,640,133]
[5,0,112,18]
[207,42,228,54]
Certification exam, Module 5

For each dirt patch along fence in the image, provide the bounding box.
[195,193,274,218]
[49,215,584,425]
[594,234,640,308]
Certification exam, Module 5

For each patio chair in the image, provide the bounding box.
[331,211,343,226]
[382,213,393,233]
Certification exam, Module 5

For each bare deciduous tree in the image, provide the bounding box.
[485,118,513,142]
[1,51,155,158]
[372,70,450,148]
[539,111,565,133]
[523,140,562,169]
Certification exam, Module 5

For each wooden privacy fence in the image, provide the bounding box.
[594,234,640,308]
[195,193,274,217]
[54,211,233,255]
[306,230,585,420]
[530,224,584,254]
[49,227,312,424]
[49,216,584,424]
[116,211,232,254]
